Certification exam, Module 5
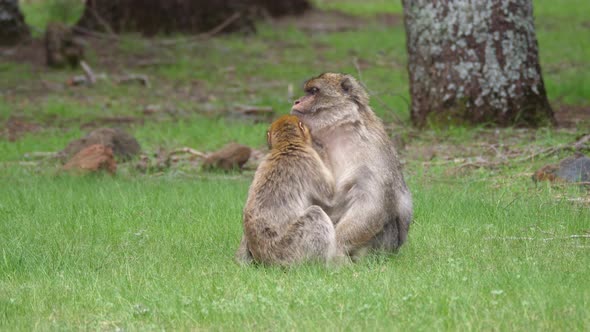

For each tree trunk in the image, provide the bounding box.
[0,0,30,46]
[402,0,554,127]
[75,0,311,36]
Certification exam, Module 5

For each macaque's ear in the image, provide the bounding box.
[266,131,272,149]
[298,121,309,137]
[341,77,353,93]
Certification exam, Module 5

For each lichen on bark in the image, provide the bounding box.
[403,0,554,127]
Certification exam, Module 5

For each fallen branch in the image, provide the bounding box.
[573,133,590,150]
[72,26,121,41]
[0,161,40,166]
[567,197,590,204]
[569,234,590,239]
[135,59,176,67]
[515,134,590,163]
[23,151,58,159]
[200,12,242,39]
[423,133,590,171]
[116,74,150,87]
[169,147,208,159]
[88,6,116,35]
[67,73,107,86]
[80,60,97,85]
[515,146,562,162]
[67,72,150,87]
[73,12,241,47]
[157,12,242,46]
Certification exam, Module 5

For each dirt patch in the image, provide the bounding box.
[80,116,145,130]
[0,38,45,68]
[0,35,128,71]
[0,9,402,69]
[376,13,404,27]
[2,116,41,141]
[554,104,590,128]
[272,9,402,33]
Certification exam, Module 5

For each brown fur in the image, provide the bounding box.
[291,73,413,259]
[235,115,342,266]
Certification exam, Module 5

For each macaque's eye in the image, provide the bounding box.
[307,87,319,95]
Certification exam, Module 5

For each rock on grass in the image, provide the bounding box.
[59,127,141,162]
[202,143,252,171]
[533,154,590,184]
[62,144,117,174]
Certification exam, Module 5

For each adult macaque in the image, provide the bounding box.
[291,73,412,259]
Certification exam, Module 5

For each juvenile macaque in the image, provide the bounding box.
[235,115,340,266]
[291,73,413,259]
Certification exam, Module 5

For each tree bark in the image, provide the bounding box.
[0,0,30,46]
[402,0,554,127]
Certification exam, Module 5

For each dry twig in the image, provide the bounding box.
[88,6,116,35]
[169,147,208,159]
[80,60,97,85]
[72,26,120,41]
[515,134,590,163]
[116,74,150,87]
[573,134,590,150]
[73,12,241,47]
[23,152,58,159]
[157,12,242,46]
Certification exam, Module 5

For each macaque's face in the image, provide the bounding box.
[291,86,319,116]
[291,73,363,133]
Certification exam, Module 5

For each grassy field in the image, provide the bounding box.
[1,0,589,330]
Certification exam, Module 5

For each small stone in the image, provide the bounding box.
[532,154,590,184]
[59,127,141,162]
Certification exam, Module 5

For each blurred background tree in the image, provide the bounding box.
[403,0,554,127]
[0,0,30,45]
[75,0,311,36]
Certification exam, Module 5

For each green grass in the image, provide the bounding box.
[1,0,589,330]
[1,167,588,330]
[534,0,590,105]
[313,0,403,15]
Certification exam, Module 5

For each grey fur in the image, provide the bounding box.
[292,73,413,258]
